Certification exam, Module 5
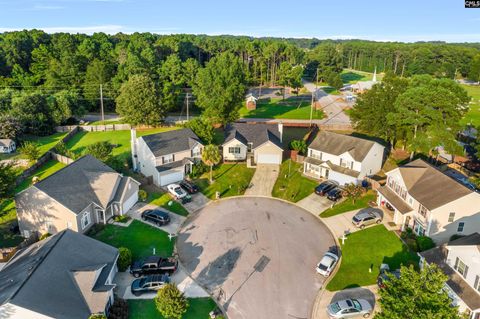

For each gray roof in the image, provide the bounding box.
[156,158,192,173]
[0,230,118,319]
[447,232,480,251]
[29,155,123,213]
[0,139,14,147]
[141,128,202,157]
[377,185,413,214]
[223,123,282,149]
[397,159,472,211]
[309,131,378,162]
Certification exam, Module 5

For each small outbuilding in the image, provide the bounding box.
[0,139,16,153]
[245,93,258,110]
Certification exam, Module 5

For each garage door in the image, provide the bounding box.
[159,170,184,186]
[122,192,138,213]
[257,153,282,164]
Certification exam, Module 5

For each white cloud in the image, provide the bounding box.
[29,4,65,10]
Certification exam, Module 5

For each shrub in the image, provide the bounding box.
[117,247,132,272]
[88,314,106,319]
[108,298,128,319]
[289,139,307,155]
[39,233,51,240]
[138,189,147,201]
[84,141,114,162]
[113,215,130,223]
[155,283,189,319]
[190,161,208,179]
[416,236,435,252]
[405,238,418,252]
[54,141,76,159]
[19,141,41,162]
[85,223,106,236]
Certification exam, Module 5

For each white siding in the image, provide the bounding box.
[0,303,55,319]
[223,139,248,161]
[159,170,184,186]
[328,170,358,186]
[135,137,160,185]
[254,141,283,164]
[446,245,480,292]
[359,142,384,177]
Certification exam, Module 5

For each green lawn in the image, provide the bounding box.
[272,160,318,202]
[90,220,174,260]
[341,69,384,84]
[320,190,377,218]
[64,127,179,161]
[460,84,480,126]
[326,225,419,291]
[128,298,217,319]
[0,132,68,161]
[239,97,324,120]
[195,163,255,199]
[147,192,189,216]
[15,159,66,194]
[87,119,125,125]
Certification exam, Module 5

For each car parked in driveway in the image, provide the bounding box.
[315,181,338,196]
[316,251,339,277]
[130,256,178,277]
[180,180,199,194]
[327,298,372,318]
[141,209,170,226]
[352,208,383,229]
[327,188,342,201]
[131,274,170,296]
[167,183,188,199]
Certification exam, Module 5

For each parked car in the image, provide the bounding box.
[315,181,338,196]
[130,274,170,296]
[167,183,188,199]
[130,256,178,277]
[352,208,383,229]
[141,209,170,226]
[377,268,401,288]
[180,180,199,194]
[316,251,339,277]
[327,298,373,318]
[327,188,342,201]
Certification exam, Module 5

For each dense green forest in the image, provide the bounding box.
[0,30,479,136]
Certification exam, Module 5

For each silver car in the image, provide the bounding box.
[316,252,339,277]
[352,208,382,229]
[327,298,372,318]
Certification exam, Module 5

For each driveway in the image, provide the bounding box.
[297,193,333,216]
[182,192,210,213]
[126,202,186,235]
[177,197,336,319]
[244,164,279,196]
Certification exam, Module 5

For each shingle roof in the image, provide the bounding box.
[29,155,123,213]
[308,131,378,162]
[223,123,282,149]
[0,139,14,147]
[377,185,413,214]
[397,159,472,211]
[447,232,480,251]
[141,128,202,157]
[0,230,118,319]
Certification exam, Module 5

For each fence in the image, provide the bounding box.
[56,122,179,133]
[0,233,39,262]
[50,152,75,165]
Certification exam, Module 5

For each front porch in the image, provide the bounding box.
[303,157,328,180]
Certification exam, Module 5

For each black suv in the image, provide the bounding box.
[180,180,199,194]
[315,181,338,196]
[131,274,170,296]
[326,188,342,201]
[141,209,170,226]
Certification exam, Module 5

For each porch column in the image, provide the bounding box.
[103,211,106,224]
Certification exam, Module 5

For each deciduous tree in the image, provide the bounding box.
[155,284,189,319]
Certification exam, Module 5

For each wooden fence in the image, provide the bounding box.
[0,233,39,262]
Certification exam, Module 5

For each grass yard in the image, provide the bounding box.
[65,127,179,161]
[15,159,66,194]
[320,190,377,218]
[272,160,318,202]
[341,69,384,84]
[326,225,419,291]
[0,132,68,161]
[195,163,255,199]
[90,220,174,260]
[87,119,125,125]
[460,84,480,126]
[147,192,189,216]
[239,97,324,120]
[128,298,217,319]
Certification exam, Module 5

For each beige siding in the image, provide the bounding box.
[121,178,140,203]
[223,139,247,161]
[16,187,78,236]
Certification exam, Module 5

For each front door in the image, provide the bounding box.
[96,208,106,224]
[324,168,329,179]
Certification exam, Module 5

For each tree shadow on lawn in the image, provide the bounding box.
[382,244,420,271]
[341,72,365,84]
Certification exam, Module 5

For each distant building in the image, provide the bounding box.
[0,139,16,153]
[245,93,258,110]
[350,67,379,93]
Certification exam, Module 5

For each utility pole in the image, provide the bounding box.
[310,90,314,127]
[100,84,104,124]
[186,93,190,122]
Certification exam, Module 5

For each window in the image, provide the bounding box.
[192,147,201,157]
[340,158,353,169]
[418,205,428,218]
[228,147,241,154]
[310,151,322,160]
[448,212,455,223]
[454,257,469,278]
[247,143,253,152]
[474,275,480,292]
[81,211,91,230]
[457,222,465,232]
[163,154,174,164]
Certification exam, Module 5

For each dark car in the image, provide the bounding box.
[130,256,178,277]
[141,209,170,226]
[131,274,170,296]
[180,180,199,194]
[327,188,342,201]
[377,268,401,288]
[315,181,338,196]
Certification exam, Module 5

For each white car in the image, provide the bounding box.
[316,252,339,277]
[167,183,187,199]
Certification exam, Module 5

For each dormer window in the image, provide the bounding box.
[339,158,353,169]
[163,154,174,164]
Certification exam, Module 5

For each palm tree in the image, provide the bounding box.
[201,144,221,183]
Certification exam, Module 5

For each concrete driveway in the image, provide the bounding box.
[127,202,186,235]
[183,192,210,213]
[244,164,279,196]
[177,197,336,319]
[297,193,333,216]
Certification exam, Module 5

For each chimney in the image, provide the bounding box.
[131,128,138,171]
[278,122,283,143]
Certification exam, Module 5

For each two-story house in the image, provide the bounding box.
[377,159,480,243]
[0,230,119,319]
[420,233,480,319]
[16,155,140,238]
[222,123,283,165]
[132,128,203,186]
[303,131,384,185]
[0,139,16,153]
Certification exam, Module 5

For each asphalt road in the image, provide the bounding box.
[177,197,336,319]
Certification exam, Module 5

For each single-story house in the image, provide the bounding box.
[0,139,16,153]
[16,155,140,238]
[0,229,119,319]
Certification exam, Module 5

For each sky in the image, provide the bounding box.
[0,0,479,42]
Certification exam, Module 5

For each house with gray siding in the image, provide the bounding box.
[15,155,140,238]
